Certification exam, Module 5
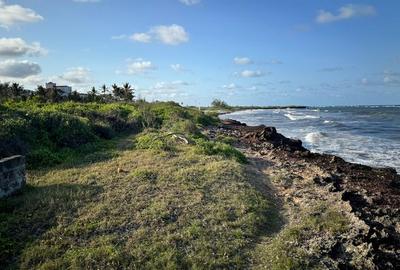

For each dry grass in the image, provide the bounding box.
[1,134,279,269]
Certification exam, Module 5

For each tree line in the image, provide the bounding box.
[0,82,135,103]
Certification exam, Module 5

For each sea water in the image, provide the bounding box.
[220,106,400,173]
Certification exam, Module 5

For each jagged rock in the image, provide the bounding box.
[210,119,400,269]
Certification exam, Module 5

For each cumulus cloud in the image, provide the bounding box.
[0,38,47,57]
[316,4,376,24]
[130,24,189,45]
[130,33,152,43]
[138,80,190,100]
[179,0,201,5]
[59,67,91,84]
[151,24,189,45]
[123,59,156,75]
[152,80,189,90]
[0,59,41,78]
[0,0,43,28]
[222,83,238,90]
[239,70,265,78]
[234,57,252,65]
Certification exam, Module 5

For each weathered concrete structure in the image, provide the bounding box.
[0,155,26,198]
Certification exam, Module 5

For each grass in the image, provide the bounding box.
[1,100,349,269]
[252,202,350,270]
[0,134,279,269]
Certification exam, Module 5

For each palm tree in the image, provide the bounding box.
[112,84,122,100]
[88,86,98,102]
[122,83,134,101]
[101,84,108,95]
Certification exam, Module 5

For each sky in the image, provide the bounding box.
[0,0,399,106]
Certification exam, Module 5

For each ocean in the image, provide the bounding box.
[220,106,400,173]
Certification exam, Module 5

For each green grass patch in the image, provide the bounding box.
[194,138,247,163]
[0,140,277,269]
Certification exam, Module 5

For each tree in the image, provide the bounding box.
[68,91,82,102]
[122,82,134,101]
[112,84,122,100]
[48,87,62,102]
[10,83,24,98]
[211,99,230,109]
[0,82,11,102]
[36,85,47,102]
[101,84,108,95]
[88,86,98,102]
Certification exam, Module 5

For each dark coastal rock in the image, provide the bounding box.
[213,119,400,269]
[220,119,246,127]
[219,120,306,152]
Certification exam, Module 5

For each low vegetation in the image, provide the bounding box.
[1,91,346,269]
[0,100,216,168]
[0,97,281,269]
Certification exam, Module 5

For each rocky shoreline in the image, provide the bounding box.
[207,119,400,269]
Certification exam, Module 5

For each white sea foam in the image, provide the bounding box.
[305,132,327,144]
[284,113,319,121]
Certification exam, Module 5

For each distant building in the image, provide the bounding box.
[45,82,72,97]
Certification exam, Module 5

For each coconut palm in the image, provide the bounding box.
[122,82,134,101]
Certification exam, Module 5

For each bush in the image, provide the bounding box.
[91,121,115,139]
[135,133,174,151]
[27,147,63,168]
[194,139,247,163]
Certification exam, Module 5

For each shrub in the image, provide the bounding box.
[91,121,115,139]
[194,139,247,163]
[135,133,174,151]
[27,147,63,168]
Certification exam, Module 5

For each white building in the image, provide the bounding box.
[45,82,72,97]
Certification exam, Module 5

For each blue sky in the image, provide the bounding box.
[0,0,399,106]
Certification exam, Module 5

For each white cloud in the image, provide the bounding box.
[383,71,400,85]
[0,59,41,78]
[239,70,265,78]
[59,67,91,84]
[170,64,188,72]
[130,33,152,43]
[150,24,189,45]
[222,83,238,90]
[125,59,156,75]
[0,0,43,28]
[0,38,47,57]
[179,0,201,5]
[128,24,189,46]
[138,80,190,100]
[234,57,252,65]
[316,4,376,24]
[152,80,189,90]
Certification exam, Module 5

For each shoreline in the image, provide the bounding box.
[206,119,400,268]
[219,108,400,174]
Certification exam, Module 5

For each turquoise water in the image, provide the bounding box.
[221,106,400,173]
